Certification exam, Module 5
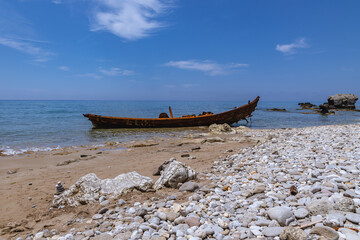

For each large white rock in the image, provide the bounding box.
[52,171,153,207]
[328,94,358,109]
[154,159,196,190]
[209,123,234,134]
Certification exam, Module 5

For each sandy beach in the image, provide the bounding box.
[0,127,254,239]
[2,123,360,240]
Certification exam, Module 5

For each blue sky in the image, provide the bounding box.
[0,0,359,101]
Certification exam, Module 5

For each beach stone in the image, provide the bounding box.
[135,208,148,217]
[324,212,346,227]
[310,226,339,240]
[83,230,94,237]
[279,227,307,240]
[100,200,110,206]
[117,199,126,206]
[52,172,153,207]
[209,123,233,134]
[92,214,103,220]
[179,182,199,192]
[267,206,294,226]
[346,213,360,224]
[152,165,162,176]
[64,234,75,240]
[34,232,44,239]
[307,198,334,216]
[250,225,262,236]
[174,216,185,225]
[338,228,360,240]
[158,208,178,221]
[334,197,355,212]
[294,208,309,219]
[262,227,284,237]
[93,233,113,240]
[98,207,108,214]
[184,216,200,227]
[203,136,225,143]
[194,229,207,239]
[154,159,196,190]
[42,230,52,238]
[252,184,266,195]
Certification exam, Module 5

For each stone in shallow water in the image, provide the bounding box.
[310,226,339,240]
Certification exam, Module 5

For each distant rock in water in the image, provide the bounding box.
[298,102,318,109]
[327,94,358,109]
[266,108,287,112]
[318,103,335,114]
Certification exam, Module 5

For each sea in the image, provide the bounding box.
[1,100,359,155]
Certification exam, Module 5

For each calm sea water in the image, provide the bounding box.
[0,100,359,155]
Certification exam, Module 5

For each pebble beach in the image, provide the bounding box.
[3,123,360,240]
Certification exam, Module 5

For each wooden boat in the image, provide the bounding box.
[83,96,260,128]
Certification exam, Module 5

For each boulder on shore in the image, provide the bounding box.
[153,158,196,190]
[52,172,153,207]
[327,94,358,109]
[209,123,234,134]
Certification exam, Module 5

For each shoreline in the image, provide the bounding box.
[2,123,360,239]
[2,121,360,157]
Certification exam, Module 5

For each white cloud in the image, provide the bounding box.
[90,0,172,40]
[99,67,133,76]
[51,0,62,4]
[165,60,249,76]
[77,66,134,79]
[183,83,199,88]
[59,66,69,71]
[76,73,102,79]
[276,38,308,55]
[0,36,54,62]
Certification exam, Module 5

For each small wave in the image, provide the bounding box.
[0,146,62,156]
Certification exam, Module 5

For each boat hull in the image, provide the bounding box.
[84,96,259,128]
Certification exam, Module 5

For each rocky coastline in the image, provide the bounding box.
[299,94,359,115]
[5,123,360,240]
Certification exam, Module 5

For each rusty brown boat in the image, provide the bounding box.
[83,96,260,128]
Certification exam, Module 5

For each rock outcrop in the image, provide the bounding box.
[52,172,153,207]
[209,123,234,134]
[327,94,358,109]
[298,102,317,109]
[153,159,196,190]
